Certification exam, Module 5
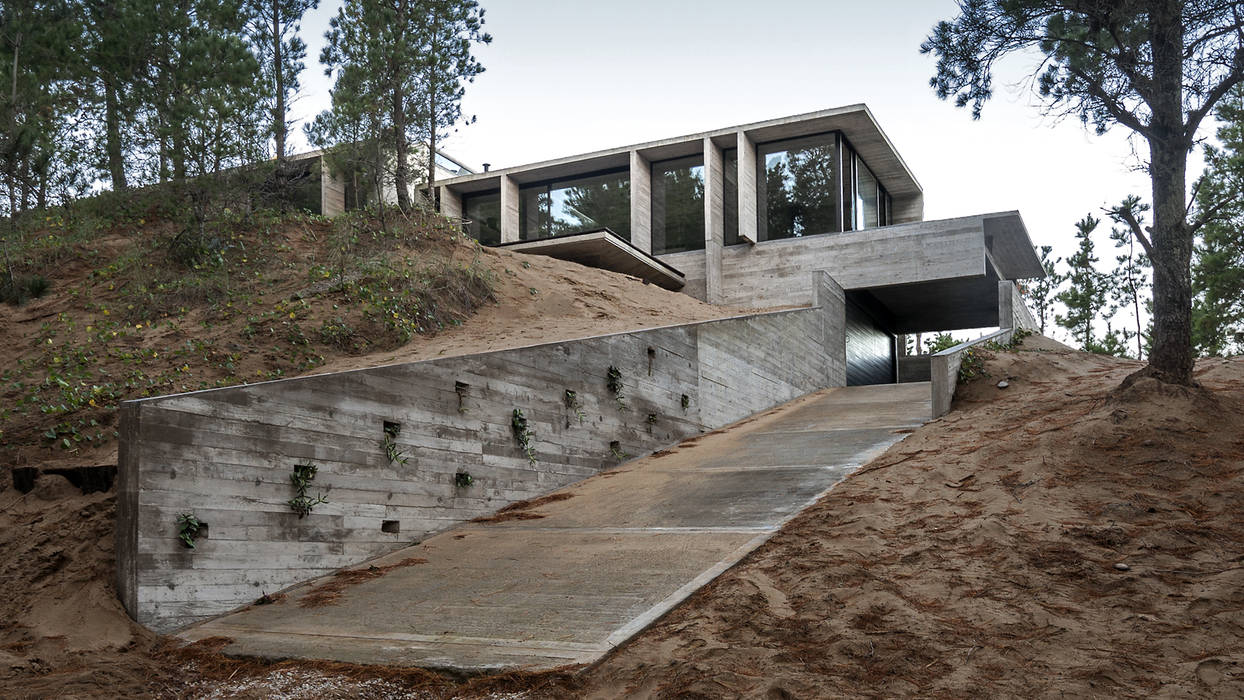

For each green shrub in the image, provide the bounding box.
[0,274,52,305]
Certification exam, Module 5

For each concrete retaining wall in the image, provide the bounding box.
[117,273,847,633]
[897,355,932,383]
[929,328,1015,418]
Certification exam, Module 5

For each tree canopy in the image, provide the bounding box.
[923,0,1244,386]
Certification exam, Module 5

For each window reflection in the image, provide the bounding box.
[462,191,501,245]
[724,148,739,245]
[757,133,841,241]
[519,170,631,240]
[651,156,705,254]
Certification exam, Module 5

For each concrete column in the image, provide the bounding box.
[320,160,346,217]
[703,137,725,305]
[439,186,462,219]
[997,280,1015,330]
[736,131,757,244]
[500,175,519,243]
[630,151,651,250]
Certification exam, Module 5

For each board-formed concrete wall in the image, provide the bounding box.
[117,272,846,633]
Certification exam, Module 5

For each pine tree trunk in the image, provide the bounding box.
[271,0,286,165]
[104,79,128,190]
[392,95,412,212]
[427,63,438,211]
[1140,0,1196,385]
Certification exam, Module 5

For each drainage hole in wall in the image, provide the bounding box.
[381,520,400,534]
[383,420,401,437]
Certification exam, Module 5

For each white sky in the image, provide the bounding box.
[288,0,1214,304]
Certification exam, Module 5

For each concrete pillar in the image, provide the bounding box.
[630,151,651,250]
[736,131,757,244]
[703,137,725,305]
[500,175,519,243]
[997,280,1015,330]
[320,159,346,217]
[439,186,462,219]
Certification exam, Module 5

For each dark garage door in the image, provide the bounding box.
[846,300,895,386]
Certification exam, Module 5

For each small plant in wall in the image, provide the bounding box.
[511,408,537,464]
[609,440,630,463]
[564,389,585,425]
[382,421,409,465]
[288,463,328,518]
[606,366,626,409]
[455,470,474,488]
[176,512,203,549]
[681,393,691,411]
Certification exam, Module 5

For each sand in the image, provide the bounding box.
[4,332,1244,697]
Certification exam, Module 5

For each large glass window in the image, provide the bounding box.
[757,133,841,241]
[856,160,880,230]
[651,156,705,254]
[462,191,501,245]
[519,170,630,240]
[724,148,740,245]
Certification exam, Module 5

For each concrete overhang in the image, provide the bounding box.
[496,229,686,290]
[822,211,1042,333]
[437,104,921,200]
[983,211,1044,280]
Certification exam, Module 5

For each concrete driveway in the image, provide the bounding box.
[179,382,930,673]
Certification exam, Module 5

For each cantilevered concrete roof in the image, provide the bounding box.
[437,104,922,201]
[497,229,686,290]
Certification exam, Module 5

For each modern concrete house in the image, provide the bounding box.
[114,105,1046,636]
[434,104,1043,385]
[281,146,475,216]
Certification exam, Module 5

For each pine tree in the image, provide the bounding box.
[1107,198,1153,360]
[923,2,1244,385]
[319,0,429,212]
[1027,245,1064,335]
[1191,84,1244,357]
[1056,215,1113,352]
[420,0,489,209]
[246,0,319,167]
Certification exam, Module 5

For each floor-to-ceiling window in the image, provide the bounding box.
[519,170,630,241]
[462,191,501,245]
[651,156,705,254]
[756,133,841,241]
[724,148,740,245]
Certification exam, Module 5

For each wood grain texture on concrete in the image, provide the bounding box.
[179,382,932,673]
[118,273,847,633]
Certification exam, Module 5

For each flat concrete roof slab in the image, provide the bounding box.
[496,229,686,290]
[179,383,931,673]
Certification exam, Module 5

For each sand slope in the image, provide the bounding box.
[4,337,1244,698]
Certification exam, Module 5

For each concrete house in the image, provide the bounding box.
[434,104,1043,385]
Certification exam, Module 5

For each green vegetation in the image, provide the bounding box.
[606,365,625,409]
[176,513,203,549]
[511,408,535,464]
[288,463,327,518]
[0,197,494,464]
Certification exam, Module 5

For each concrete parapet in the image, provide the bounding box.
[117,275,850,633]
[929,327,1015,418]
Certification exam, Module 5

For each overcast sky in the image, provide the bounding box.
[288,0,1212,269]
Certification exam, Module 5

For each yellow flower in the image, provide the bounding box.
[135,324,143,329]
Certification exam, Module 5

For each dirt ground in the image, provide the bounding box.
[4,334,1243,698]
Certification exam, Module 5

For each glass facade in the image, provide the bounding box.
[453,131,893,250]
[756,133,842,241]
[724,148,740,245]
[651,156,705,254]
[519,170,630,241]
[754,132,889,241]
[462,191,501,245]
